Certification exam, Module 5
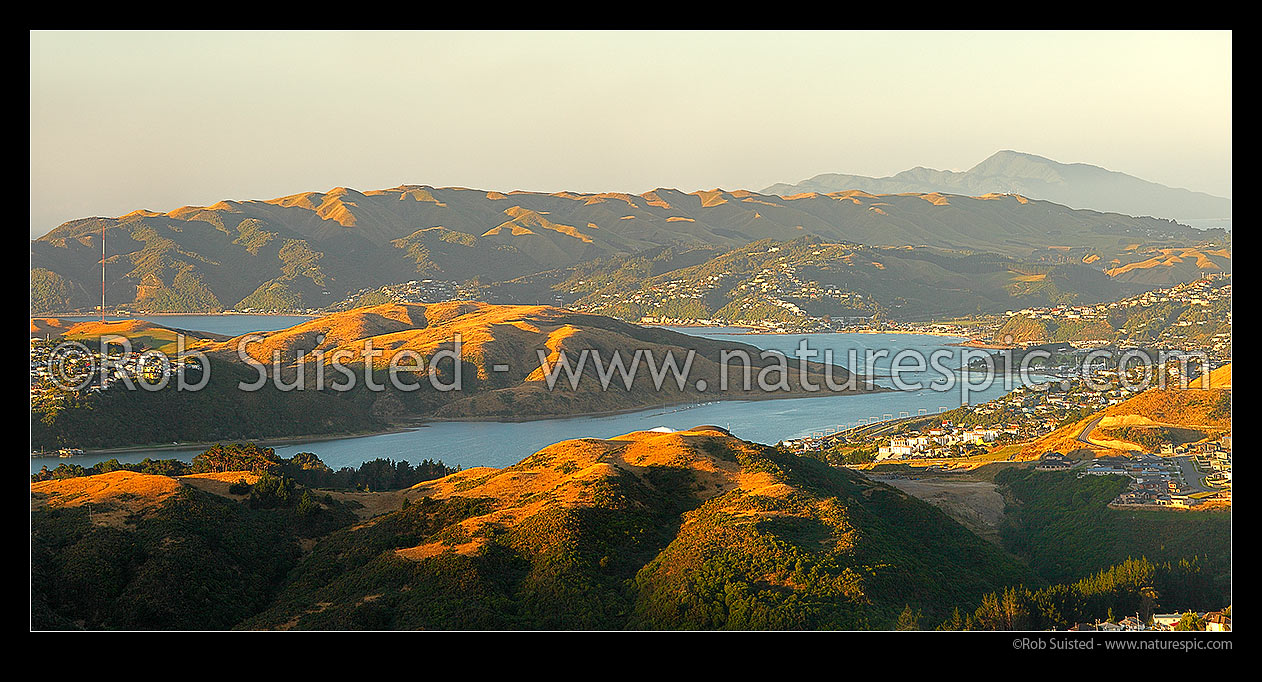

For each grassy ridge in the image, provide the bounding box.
[243,429,1036,630]
[31,430,1230,630]
[32,185,1207,314]
[31,302,874,449]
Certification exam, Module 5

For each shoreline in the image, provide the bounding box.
[38,313,974,340]
[33,318,988,462]
[846,329,972,338]
[32,425,419,461]
[948,340,1016,350]
[39,382,893,461]
[662,324,972,339]
[35,311,318,319]
[426,380,891,425]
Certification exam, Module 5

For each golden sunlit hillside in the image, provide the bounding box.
[234,426,1033,630]
[31,182,1217,314]
[30,469,265,529]
[1022,363,1231,458]
[31,317,227,352]
[202,301,873,421]
[392,426,753,561]
[31,303,873,451]
[1105,247,1232,285]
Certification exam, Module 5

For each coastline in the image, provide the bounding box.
[32,425,418,461]
[33,318,976,462]
[38,313,974,341]
[42,381,892,461]
[35,311,318,319]
[948,340,1016,349]
[428,379,891,424]
[846,329,973,338]
[661,323,974,339]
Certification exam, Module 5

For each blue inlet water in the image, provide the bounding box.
[32,320,1022,474]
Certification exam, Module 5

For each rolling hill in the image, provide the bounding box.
[526,237,1148,324]
[31,428,1229,630]
[30,317,230,352]
[233,426,1035,629]
[30,302,872,450]
[31,182,1210,314]
[32,428,1035,630]
[763,151,1231,222]
[1103,246,1232,286]
[31,459,357,630]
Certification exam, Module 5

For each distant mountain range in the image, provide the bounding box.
[762,151,1230,222]
[30,182,1214,314]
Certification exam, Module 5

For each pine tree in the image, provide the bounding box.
[896,605,920,631]
[938,607,967,631]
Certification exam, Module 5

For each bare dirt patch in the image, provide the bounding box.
[870,476,1006,544]
[178,471,261,500]
[323,489,411,520]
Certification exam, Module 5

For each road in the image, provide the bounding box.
[1080,415,1212,494]
[1076,414,1144,453]
[1174,455,1213,495]
[832,413,937,442]
[1077,415,1104,446]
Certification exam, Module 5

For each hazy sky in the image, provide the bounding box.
[30,30,1231,237]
